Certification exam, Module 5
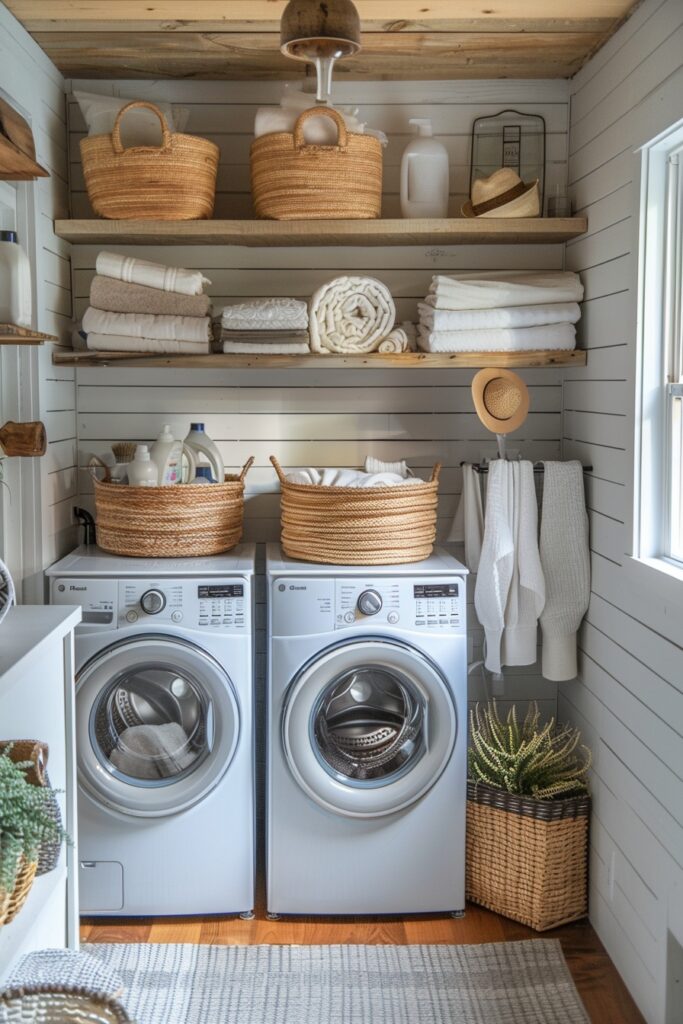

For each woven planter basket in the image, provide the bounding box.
[0,740,62,876]
[271,456,440,565]
[466,780,590,932]
[80,101,219,220]
[93,458,253,558]
[0,856,37,927]
[251,107,382,220]
[0,985,132,1023]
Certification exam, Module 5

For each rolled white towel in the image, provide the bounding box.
[96,251,210,296]
[417,323,576,352]
[418,302,581,331]
[309,276,395,354]
[82,307,212,344]
[378,327,410,354]
[427,271,583,310]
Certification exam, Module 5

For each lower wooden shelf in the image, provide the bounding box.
[52,349,587,369]
[0,323,58,345]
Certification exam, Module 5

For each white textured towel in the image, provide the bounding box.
[309,276,395,353]
[364,456,414,478]
[474,460,515,675]
[539,461,590,681]
[427,271,584,310]
[378,326,411,353]
[448,464,484,572]
[418,302,581,331]
[222,340,310,354]
[501,461,546,667]
[417,323,576,352]
[86,334,210,354]
[286,467,423,488]
[83,307,212,343]
[110,723,194,780]
[221,298,309,331]
[96,252,211,296]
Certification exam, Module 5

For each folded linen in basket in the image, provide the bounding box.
[89,276,212,318]
[286,467,424,487]
[82,307,212,343]
[222,340,310,354]
[221,298,308,331]
[364,456,414,477]
[427,271,584,310]
[418,302,581,331]
[96,251,211,296]
[309,276,395,354]
[86,333,211,354]
[417,322,576,352]
[110,723,195,780]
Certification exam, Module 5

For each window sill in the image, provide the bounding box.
[631,555,683,584]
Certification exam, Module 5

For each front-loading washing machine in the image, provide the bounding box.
[266,543,468,917]
[48,544,256,917]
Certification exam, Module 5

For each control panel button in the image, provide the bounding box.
[171,610,183,623]
[140,589,166,615]
[357,590,383,616]
[387,611,400,624]
[344,610,355,624]
[125,610,138,623]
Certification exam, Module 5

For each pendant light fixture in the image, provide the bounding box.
[280,0,362,104]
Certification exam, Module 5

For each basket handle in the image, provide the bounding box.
[111,100,172,155]
[430,463,442,483]
[270,455,287,484]
[293,106,348,152]
[239,456,255,482]
[0,739,49,787]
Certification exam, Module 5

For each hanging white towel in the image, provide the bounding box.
[448,464,484,572]
[427,271,584,310]
[474,460,515,674]
[418,302,581,331]
[501,461,546,667]
[96,252,211,296]
[417,323,576,353]
[82,307,212,343]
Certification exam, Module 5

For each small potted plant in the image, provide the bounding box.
[0,744,68,927]
[467,700,591,931]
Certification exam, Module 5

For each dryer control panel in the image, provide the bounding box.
[271,575,466,636]
[51,576,249,633]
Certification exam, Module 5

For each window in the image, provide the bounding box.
[636,120,683,571]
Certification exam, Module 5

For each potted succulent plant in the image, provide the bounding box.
[466,700,591,931]
[0,744,68,927]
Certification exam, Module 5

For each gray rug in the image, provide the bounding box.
[12,940,590,1023]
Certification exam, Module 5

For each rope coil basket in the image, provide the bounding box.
[466,780,590,932]
[93,457,254,558]
[80,101,219,220]
[0,985,132,1023]
[250,107,382,220]
[271,456,440,565]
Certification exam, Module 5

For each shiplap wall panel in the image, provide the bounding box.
[562,1,683,1021]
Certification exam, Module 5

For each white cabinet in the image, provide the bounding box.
[0,605,81,984]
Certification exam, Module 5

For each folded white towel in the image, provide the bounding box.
[96,252,211,296]
[86,333,210,354]
[221,298,308,330]
[417,323,576,352]
[448,464,484,571]
[364,456,414,478]
[427,271,583,310]
[83,307,212,343]
[418,302,581,331]
[309,276,395,354]
[222,340,310,354]
[286,467,424,488]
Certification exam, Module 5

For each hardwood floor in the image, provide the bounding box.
[82,888,645,1024]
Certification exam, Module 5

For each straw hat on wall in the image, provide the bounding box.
[472,368,530,434]
[462,167,540,219]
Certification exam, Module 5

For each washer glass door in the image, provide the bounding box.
[283,638,457,818]
[77,635,239,816]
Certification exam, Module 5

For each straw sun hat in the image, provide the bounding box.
[462,167,540,219]
[472,368,529,435]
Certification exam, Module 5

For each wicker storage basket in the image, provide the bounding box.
[251,107,382,220]
[80,101,219,220]
[271,456,440,565]
[93,458,253,558]
[0,985,132,1023]
[0,855,37,927]
[0,740,62,876]
[466,781,590,932]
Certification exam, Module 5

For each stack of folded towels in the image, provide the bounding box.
[220,298,310,354]
[81,252,213,355]
[417,271,584,353]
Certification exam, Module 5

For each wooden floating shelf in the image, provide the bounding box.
[0,323,57,345]
[53,217,587,248]
[52,350,587,369]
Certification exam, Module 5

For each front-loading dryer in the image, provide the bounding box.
[48,544,255,917]
[266,544,468,916]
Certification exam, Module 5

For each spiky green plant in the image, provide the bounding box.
[0,745,69,893]
[468,700,591,800]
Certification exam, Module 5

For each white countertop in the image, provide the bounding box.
[0,605,81,682]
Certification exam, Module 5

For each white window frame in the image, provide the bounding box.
[634,119,683,579]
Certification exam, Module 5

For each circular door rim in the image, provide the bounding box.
[282,636,457,819]
[77,633,240,818]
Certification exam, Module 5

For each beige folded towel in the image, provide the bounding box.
[90,276,211,318]
[86,333,210,354]
[83,307,212,344]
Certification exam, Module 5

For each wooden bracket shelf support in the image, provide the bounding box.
[0,324,58,345]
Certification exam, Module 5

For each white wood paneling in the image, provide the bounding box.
[562,2,683,1021]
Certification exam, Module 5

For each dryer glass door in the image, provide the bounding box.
[283,638,457,818]
[77,635,239,817]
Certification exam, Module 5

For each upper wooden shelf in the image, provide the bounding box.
[53,217,587,248]
[0,323,57,345]
[52,350,587,369]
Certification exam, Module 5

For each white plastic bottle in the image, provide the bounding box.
[400,119,449,219]
[127,445,159,487]
[184,423,224,484]
[0,230,32,327]
[150,424,192,485]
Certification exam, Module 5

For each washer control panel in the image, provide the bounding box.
[51,576,249,632]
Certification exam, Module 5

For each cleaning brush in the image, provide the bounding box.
[111,441,137,463]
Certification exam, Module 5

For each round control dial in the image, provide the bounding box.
[140,589,166,615]
[357,589,383,616]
